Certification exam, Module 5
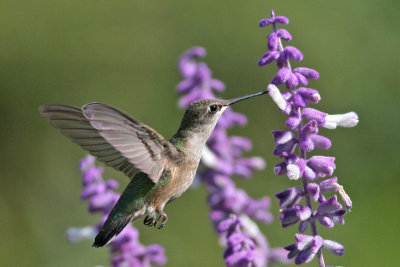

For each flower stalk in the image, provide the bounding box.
[259,10,358,266]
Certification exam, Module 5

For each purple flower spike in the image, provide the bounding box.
[218,216,261,267]
[177,49,225,108]
[259,10,357,266]
[176,47,287,267]
[68,155,167,266]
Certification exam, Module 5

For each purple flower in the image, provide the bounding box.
[280,205,311,228]
[322,239,345,257]
[218,216,257,267]
[259,11,289,27]
[285,234,324,265]
[306,156,336,179]
[66,155,167,267]
[259,10,357,266]
[275,187,304,209]
[177,47,287,267]
[177,48,225,108]
[316,195,347,228]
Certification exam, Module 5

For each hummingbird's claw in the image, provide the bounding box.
[157,214,168,229]
[153,215,162,227]
[144,215,156,226]
[144,211,167,229]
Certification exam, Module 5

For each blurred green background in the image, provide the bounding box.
[1,0,399,266]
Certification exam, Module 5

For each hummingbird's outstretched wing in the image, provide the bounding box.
[39,103,178,183]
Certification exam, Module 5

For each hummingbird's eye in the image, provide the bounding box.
[208,104,218,114]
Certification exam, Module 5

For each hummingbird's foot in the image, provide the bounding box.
[143,214,156,227]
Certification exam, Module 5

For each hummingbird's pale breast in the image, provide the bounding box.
[152,106,227,208]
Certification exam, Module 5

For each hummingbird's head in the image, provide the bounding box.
[183,99,229,129]
[179,90,268,134]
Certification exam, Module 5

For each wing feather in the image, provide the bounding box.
[39,103,178,183]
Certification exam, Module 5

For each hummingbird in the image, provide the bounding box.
[39,90,267,247]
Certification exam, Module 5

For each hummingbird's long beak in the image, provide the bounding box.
[228,90,268,106]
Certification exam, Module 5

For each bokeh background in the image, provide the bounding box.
[1,0,399,266]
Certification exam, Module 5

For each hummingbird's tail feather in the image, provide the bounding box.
[92,206,146,248]
[92,215,133,248]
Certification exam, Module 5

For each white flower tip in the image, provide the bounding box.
[339,187,352,211]
[338,111,359,128]
[66,226,97,243]
[287,164,300,180]
[240,215,261,238]
[252,157,267,170]
[323,122,336,129]
[325,111,359,129]
[312,93,321,102]
[279,132,294,144]
[201,145,217,168]
[267,84,287,111]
